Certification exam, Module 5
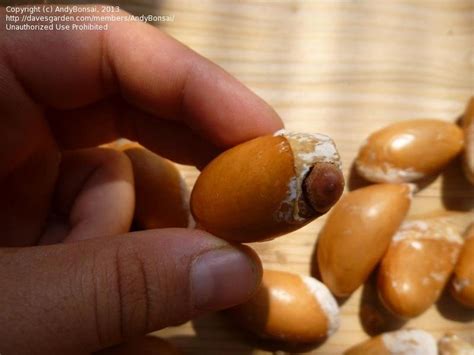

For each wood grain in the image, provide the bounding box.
[118,0,474,353]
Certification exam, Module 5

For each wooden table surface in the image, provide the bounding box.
[117,1,474,353]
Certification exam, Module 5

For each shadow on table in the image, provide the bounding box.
[441,111,473,211]
[188,313,329,354]
[435,287,474,323]
[346,161,372,191]
[168,282,330,354]
[358,271,406,336]
[441,156,474,212]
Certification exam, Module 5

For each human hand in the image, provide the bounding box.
[0,7,283,354]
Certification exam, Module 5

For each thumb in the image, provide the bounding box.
[0,229,261,354]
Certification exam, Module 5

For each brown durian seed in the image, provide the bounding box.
[378,218,463,318]
[190,130,343,242]
[451,223,474,308]
[227,270,340,343]
[316,183,412,297]
[355,119,464,183]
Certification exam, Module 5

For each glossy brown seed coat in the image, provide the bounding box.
[356,119,464,183]
[451,224,474,308]
[121,143,190,229]
[227,270,340,343]
[191,131,343,242]
[378,219,463,318]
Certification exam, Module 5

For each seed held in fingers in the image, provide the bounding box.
[303,162,345,214]
[191,130,343,242]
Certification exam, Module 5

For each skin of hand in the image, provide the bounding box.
[0,6,283,355]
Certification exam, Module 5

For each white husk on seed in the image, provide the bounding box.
[382,329,437,355]
[300,275,340,337]
[273,129,341,224]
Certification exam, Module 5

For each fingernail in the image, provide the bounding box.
[190,247,261,310]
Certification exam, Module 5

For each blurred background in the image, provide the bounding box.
[1,0,473,353]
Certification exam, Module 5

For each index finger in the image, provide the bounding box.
[1,6,283,148]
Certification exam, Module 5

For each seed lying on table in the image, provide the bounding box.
[438,333,474,355]
[450,223,474,309]
[226,270,340,343]
[378,218,463,318]
[344,329,437,355]
[191,130,344,242]
[316,183,412,297]
[462,98,474,184]
[118,143,191,229]
[355,119,464,183]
